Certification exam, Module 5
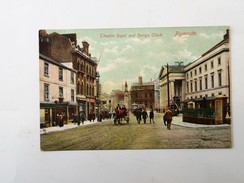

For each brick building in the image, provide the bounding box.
[130,76,155,110]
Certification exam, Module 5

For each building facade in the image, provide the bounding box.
[130,76,155,110]
[158,65,185,111]
[39,30,98,121]
[184,29,230,108]
[72,41,98,120]
[39,54,76,127]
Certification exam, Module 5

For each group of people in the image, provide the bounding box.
[135,106,174,130]
[135,108,155,124]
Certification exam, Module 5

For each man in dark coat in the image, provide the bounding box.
[163,107,174,130]
[142,109,148,124]
[149,109,154,124]
[136,108,142,124]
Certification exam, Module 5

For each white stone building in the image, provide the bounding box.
[184,29,230,107]
[158,65,185,111]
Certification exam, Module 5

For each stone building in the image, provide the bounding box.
[184,29,230,109]
[158,64,185,111]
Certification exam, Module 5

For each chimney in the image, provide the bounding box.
[82,41,89,55]
[138,76,143,85]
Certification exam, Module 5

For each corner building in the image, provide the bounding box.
[184,29,230,108]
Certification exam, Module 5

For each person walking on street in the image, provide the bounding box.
[136,108,142,124]
[142,109,148,124]
[149,109,154,124]
[163,107,174,130]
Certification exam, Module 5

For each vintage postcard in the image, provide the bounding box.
[39,26,231,150]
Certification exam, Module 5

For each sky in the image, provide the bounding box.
[47,26,229,94]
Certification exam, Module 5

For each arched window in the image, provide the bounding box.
[92,86,94,96]
[81,62,84,72]
[87,84,89,96]
[81,82,84,95]
[77,82,80,94]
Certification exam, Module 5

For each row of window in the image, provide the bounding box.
[44,83,75,102]
[186,71,222,93]
[77,60,96,77]
[44,62,75,84]
[131,93,153,98]
[77,83,95,96]
[186,57,221,79]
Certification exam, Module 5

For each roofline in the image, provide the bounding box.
[184,47,229,72]
[39,53,76,72]
[73,50,98,65]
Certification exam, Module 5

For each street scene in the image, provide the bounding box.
[41,113,231,150]
[39,26,231,150]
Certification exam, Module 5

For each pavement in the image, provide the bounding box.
[40,119,103,135]
[40,113,231,134]
[171,114,230,128]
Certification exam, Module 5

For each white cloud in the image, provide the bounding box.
[98,57,131,74]
[130,38,150,45]
[101,80,123,94]
[199,33,210,39]
[121,45,134,54]
[199,31,224,39]
[104,45,119,55]
[100,41,117,46]
[154,38,164,45]
[172,36,189,44]
[178,49,198,61]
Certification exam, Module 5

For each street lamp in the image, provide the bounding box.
[96,71,101,122]
[167,63,170,107]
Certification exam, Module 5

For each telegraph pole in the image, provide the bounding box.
[167,63,170,107]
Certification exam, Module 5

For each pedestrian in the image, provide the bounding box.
[59,113,64,127]
[163,107,174,130]
[149,109,154,124]
[142,109,148,124]
[136,108,142,124]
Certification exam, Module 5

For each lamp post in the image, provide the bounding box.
[167,63,170,107]
[96,71,100,122]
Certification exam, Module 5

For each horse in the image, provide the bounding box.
[114,107,129,125]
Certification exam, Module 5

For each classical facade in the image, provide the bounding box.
[130,76,155,110]
[184,29,230,108]
[39,54,76,127]
[158,29,230,112]
[158,65,185,111]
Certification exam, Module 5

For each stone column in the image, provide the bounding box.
[170,81,175,103]
[66,105,69,124]
[49,108,53,127]
[214,95,228,124]
[181,80,186,101]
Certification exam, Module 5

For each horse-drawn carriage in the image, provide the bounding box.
[113,106,129,125]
